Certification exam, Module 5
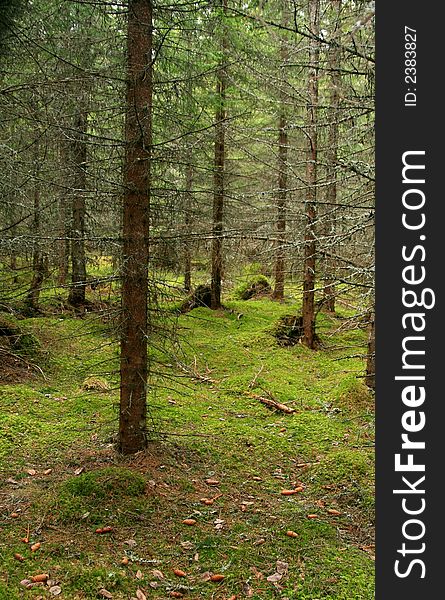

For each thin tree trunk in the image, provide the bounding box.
[210,0,227,311]
[68,111,87,307]
[365,308,375,389]
[184,162,193,292]
[273,22,289,301]
[302,0,320,349]
[26,140,45,309]
[323,0,341,312]
[118,0,152,455]
[58,139,69,286]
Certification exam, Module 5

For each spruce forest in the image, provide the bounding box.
[0,1,375,598]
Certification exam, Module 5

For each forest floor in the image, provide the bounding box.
[0,282,375,600]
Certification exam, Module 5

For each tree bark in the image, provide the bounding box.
[323,0,342,312]
[184,162,193,292]
[273,20,289,301]
[118,0,152,455]
[26,140,45,309]
[302,0,320,349]
[210,0,227,310]
[68,111,87,307]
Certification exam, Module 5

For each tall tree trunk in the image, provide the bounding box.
[273,19,289,301]
[302,0,320,349]
[118,0,152,455]
[184,162,193,292]
[26,140,45,309]
[323,0,342,312]
[58,139,69,286]
[365,308,375,389]
[210,0,227,311]
[68,111,87,307]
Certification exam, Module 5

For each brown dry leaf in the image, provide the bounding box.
[252,476,262,481]
[151,569,164,580]
[169,592,184,598]
[30,574,49,583]
[205,478,220,486]
[307,514,318,519]
[173,569,187,578]
[6,477,20,485]
[136,590,147,600]
[201,571,212,582]
[200,498,214,505]
[20,579,32,587]
[286,530,298,538]
[243,582,254,597]
[27,469,37,476]
[135,570,143,580]
[11,512,20,518]
[280,487,303,496]
[327,509,342,516]
[99,590,113,599]
[121,557,129,565]
[30,542,41,552]
[267,573,282,583]
[228,596,238,600]
[210,574,225,582]
[43,469,52,475]
[14,553,25,561]
[276,561,288,575]
[148,582,158,589]
[95,526,113,534]
[182,519,197,526]
[253,538,265,546]
[74,467,85,476]
[49,586,62,596]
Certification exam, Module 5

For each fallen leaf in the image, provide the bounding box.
[327,509,342,516]
[276,561,288,575]
[43,469,53,475]
[286,530,298,538]
[30,542,41,552]
[173,569,187,578]
[20,579,32,587]
[307,514,318,519]
[201,571,212,582]
[200,497,214,505]
[27,469,37,476]
[280,487,303,496]
[74,467,84,476]
[6,477,19,485]
[266,573,283,583]
[182,519,197,526]
[148,582,158,589]
[151,569,164,580]
[14,553,25,561]
[210,574,225,582]
[194,552,199,561]
[121,557,129,565]
[252,476,262,481]
[95,526,113,534]
[49,586,62,596]
[205,478,220,485]
[10,512,20,518]
[135,570,143,580]
[30,574,49,583]
[21,537,29,543]
[253,538,265,546]
[169,592,184,598]
[250,566,264,580]
[180,541,194,550]
[99,590,113,599]
[124,539,137,547]
[136,590,147,600]
[228,596,238,600]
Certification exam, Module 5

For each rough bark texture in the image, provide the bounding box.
[68,111,87,307]
[184,162,193,292]
[118,0,152,455]
[210,0,227,311]
[323,0,342,312]
[58,140,69,286]
[302,0,320,349]
[26,141,44,309]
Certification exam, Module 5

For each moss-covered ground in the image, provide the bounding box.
[0,282,374,599]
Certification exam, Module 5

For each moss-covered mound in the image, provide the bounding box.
[234,275,272,300]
